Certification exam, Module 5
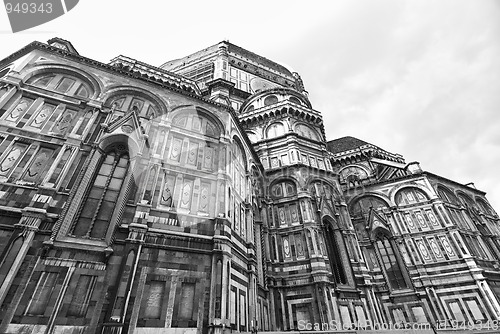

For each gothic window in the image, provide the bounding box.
[271,181,296,198]
[71,145,130,239]
[395,188,428,206]
[294,124,319,141]
[376,234,408,290]
[27,73,93,98]
[324,221,348,285]
[266,122,285,139]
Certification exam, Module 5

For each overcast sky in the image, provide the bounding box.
[1,0,500,210]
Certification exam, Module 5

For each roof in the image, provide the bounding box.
[160,41,295,78]
[326,136,373,154]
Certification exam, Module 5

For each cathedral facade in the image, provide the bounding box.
[0,38,499,334]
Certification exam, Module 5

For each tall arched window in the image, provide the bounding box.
[376,234,408,290]
[71,145,130,239]
[323,221,348,285]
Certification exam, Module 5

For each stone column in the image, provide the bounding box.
[0,209,44,307]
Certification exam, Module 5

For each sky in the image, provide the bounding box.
[1,0,500,209]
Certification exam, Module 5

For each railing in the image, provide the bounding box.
[100,322,125,334]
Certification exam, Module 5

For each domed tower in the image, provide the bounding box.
[239,86,365,330]
[163,41,367,330]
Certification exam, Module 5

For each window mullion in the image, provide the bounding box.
[85,155,119,238]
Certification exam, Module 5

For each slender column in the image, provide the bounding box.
[0,210,44,306]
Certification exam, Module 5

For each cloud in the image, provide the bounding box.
[307,0,500,208]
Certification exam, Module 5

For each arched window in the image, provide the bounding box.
[263,95,278,106]
[349,196,388,219]
[108,94,159,120]
[324,221,348,285]
[27,73,93,98]
[339,166,368,184]
[71,145,130,239]
[271,181,296,198]
[476,198,494,216]
[266,122,285,139]
[376,234,408,290]
[395,188,428,206]
[437,186,459,205]
[294,124,319,141]
[289,96,302,105]
[457,193,474,208]
[171,112,220,138]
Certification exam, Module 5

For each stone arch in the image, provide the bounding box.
[102,86,169,118]
[389,184,433,205]
[322,215,350,285]
[456,191,474,207]
[349,192,390,211]
[264,121,286,139]
[293,122,321,141]
[308,178,341,200]
[169,105,225,137]
[98,133,141,159]
[436,184,460,205]
[22,63,103,99]
[476,197,494,215]
[269,178,298,199]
